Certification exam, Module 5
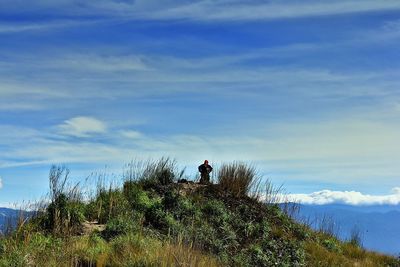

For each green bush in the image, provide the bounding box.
[248,244,271,267]
[145,202,179,231]
[44,193,85,235]
[162,190,200,222]
[86,189,130,224]
[123,181,154,213]
[322,238,342,253]
[102,215,141,240]
[202,199,230,225]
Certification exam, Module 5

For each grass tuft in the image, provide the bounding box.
[217,161,260,198]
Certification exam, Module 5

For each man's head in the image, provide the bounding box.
[204,160,209,165]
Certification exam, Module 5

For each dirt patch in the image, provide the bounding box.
[175,181,208,196]
[81,221,106,236]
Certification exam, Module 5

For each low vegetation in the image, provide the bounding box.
[0,158,398,266]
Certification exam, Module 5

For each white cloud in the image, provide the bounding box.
[58,116,107,137]
[0,176,3,189]
[120,130,143,139]
[287,187,400,205]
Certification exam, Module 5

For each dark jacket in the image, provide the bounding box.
[198,164,213,174]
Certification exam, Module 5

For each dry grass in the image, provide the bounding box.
[124,157,185,185]
[217,162,260,198]
[305,239,399,267]
[0,232,221,267]
[77,233,221,267]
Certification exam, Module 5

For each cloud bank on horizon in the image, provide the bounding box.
[288,188,400,205]
[0,0,400,203]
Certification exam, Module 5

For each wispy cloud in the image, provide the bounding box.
[2,1,400,21]
[0,1,399,203]
[0,20,99,34]
[288,187,400,205]
[1,114,400,185]
[120,130,143,139]
[57,54,150,72]
[58,116,107,138]
[146,1,400,21]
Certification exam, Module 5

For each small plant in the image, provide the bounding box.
[102,215,140,240]
[322,238,342,253]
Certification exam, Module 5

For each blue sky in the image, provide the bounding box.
[1,0,400,205]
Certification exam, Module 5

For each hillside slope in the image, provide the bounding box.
[0,162,399,266]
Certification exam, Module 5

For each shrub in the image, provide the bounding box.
[123,182,154,213]
[217,162,260,198]
[248,244,270,267]
[322,238,342,253]
[102,215,141,240]
[250,219,270,240]
[86,188,130,224]
[202,199,230,224]
[145,203,178,231]
[44,193,85,236]
[162,190,181,210]
[162,190,200,220]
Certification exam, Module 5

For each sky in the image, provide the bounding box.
[1,0,400,206]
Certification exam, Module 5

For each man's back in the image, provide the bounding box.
[199,160,212,184]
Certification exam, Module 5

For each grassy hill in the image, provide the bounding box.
[0,159,399,266]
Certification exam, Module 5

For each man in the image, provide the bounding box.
[198,160,213,184]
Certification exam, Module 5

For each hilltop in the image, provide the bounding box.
[0,159,399,266]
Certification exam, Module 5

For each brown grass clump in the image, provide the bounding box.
[217,162,260,198]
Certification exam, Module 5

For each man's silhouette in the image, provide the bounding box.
[198,160,213,184]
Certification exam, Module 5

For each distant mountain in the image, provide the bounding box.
[0,207,33,234]
[292,204,400,256]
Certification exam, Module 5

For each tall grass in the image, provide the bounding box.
[217,162,260,198]
[349,225,363,247]
[317,214,340,238]
[42,165,85,236]
[124,157,185,188]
